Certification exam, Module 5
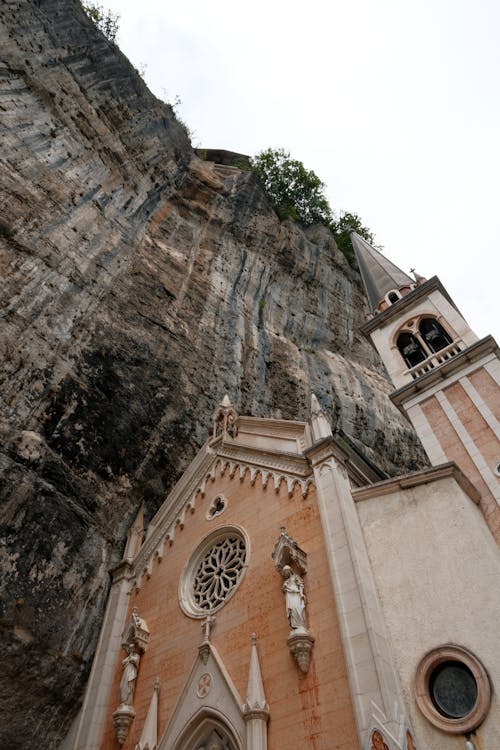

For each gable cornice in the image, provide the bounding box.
[217,442,311,477]
[121,439,316,589]
[352,462,480,504]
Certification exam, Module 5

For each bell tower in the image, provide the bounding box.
[351,232,500,541]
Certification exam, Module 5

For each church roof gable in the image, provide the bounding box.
[157,643,245,750]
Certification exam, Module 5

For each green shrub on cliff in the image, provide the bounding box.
[251,148,332,226]
[82,2,120,42]
[251,148,375,265]
[330,211,375,264]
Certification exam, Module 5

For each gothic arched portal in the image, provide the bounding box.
[193,726,238,750]
[165,710,243,750]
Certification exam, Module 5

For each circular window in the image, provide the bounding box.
[430,661,478,718]
[179,526,249,618]
[415,645,491,733]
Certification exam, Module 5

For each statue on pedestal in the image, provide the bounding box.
[273,529,315,673]
[282,565,307,631]
[119,643,140,706]
[112,608,149,745]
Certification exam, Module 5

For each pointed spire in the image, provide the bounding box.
[350,232,414,311]
[135,679,160,750]
[212,395,239,439]
[410,267,427,285]
[123,503,144,562]
[244,634,269,715]
[309,393,333,442]
[310,393,321,415]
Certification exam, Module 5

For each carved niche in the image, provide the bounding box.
[272,529,314,673]
[112,608,150,745]
[272,527,308,575]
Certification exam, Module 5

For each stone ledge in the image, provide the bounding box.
[351,462,481,504]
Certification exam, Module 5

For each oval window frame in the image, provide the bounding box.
[415,644,491,734]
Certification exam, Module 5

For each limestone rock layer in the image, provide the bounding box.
[0,2,427,747]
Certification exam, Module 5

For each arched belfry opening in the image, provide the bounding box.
[395,317,457,372]
[419,317,453,353]
[396,331,427,369]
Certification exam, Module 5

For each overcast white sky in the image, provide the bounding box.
[102,0,499,341]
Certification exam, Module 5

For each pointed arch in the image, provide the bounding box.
[166,707,242,750]
[396,331,427,369]
[385,289,402,305]
[418,317,453,353]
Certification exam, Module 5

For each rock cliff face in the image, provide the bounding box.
[0,2,427,747]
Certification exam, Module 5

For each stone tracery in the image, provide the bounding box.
[193,535,246,611]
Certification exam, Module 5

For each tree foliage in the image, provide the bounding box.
[251,148,332,226]
[250,148,376,265]
[330,212,375,264]
[82,2,119,42]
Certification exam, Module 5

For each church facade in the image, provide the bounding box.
[66,237,500,750]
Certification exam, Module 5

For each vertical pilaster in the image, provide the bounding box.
[72,563,132,750]
[308,440,409,749]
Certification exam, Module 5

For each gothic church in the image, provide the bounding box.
[65,235,500,750]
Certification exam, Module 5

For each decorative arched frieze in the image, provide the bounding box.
[126,451,314,592]
[175,508,186,530]
[156,536,165,562]
[194,458,314,504]
[187,493,198,513]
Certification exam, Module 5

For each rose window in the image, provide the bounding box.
[179,526,249,618]
[193,536,246,610]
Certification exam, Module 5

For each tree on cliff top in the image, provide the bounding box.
[82,2,119,42]
[330,211,375,264]
[251,148,333,226]
[250,148,375,264]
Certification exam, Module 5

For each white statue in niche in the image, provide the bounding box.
[282,565,307,630]
[119,643,140,706]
